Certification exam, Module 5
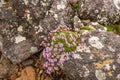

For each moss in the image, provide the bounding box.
[105,25,113,32]
[115,25,120,34]
[104,24,120,34]
[71,18,74,24]
[52,30,77,53]
[73,3,79,11]
[80,26,93,30]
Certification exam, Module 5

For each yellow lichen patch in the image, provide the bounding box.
[103,59,114,64]
[93,59,114,69]
[107,71,113,76]
[99,53,109,59]
[13,9,17,14]
[93,63,104,68]
[5,2,11,6]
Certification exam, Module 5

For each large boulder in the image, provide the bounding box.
[0,0,74,64]
[78,0,120,24]
[62,30,120,80]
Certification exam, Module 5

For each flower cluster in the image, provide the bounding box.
[40,25,81,74]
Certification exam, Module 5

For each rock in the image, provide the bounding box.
[78,0,120,24]
[62,30,120,80]
[21,66,36,80]
[0,35,3,59]
[69,0,78,4]
[0,56,17,78]
[74,16,83,28]
[3,39,38,64]
[0,0,74,64]
[39,0,74,36]
[22,59,34,66]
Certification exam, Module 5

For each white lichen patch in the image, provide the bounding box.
[73,54,82,59]
[24,10,31,21]
[17,26,23,32]
[104,64,111,71]
[95,70,106,80]
[35,25,43,34]
[108,46,115,52]
[23,0,29,5]
[30,47,38,54]
[54,14,58,21]
[89,36,104,49]
[112,65,116,70]
[31,0,39,6]
[15,35,26,44]
[76,44,91,53]
[113,0,120,10]
[57,0,67,10]
[117,74,120,79]
[82,30,89,35]
[83,66,90,77]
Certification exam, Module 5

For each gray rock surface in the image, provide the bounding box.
[0,0,74,64]
[62,30,120,80]
[78,0,120,24]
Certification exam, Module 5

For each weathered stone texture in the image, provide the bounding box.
[62,30,120,80]
[78,0,120,24]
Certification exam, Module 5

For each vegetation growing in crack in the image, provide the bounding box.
[40,25,83,74]
[80,26,93,30]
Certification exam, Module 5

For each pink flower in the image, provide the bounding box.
[59,47,64,51]
[54,67,59,70]
[58,43,63,47]
[54,48,57,52]
[43,51,46,58]
[48,67,53,71]
[52,37,56,41]
[46,47,51,52]
[59,59,66,64]
[43,62,49,67]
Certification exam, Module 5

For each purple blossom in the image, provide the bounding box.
[54,48,57,52]
[61,34,66,39]
[59,58,66,64]
[45,47,51,52]
[58,43,63,47]
[46,53,51,58]
[48,59,55,63]
[69,34,74,40]
[40,41,45,46]
[64,55,69,60]
[56,55,60,58]
[43,62,49,67]
[43,51,46,58]
[52,37,56,41]
[59,47,65,51]
[51,63,54,66]
[47,67,53,71]
[72,51,76,57]
[54,67,59,70]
